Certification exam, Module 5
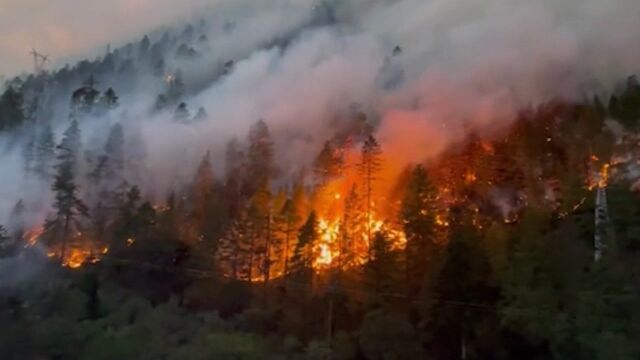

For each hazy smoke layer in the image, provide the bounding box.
[1,0,640,223]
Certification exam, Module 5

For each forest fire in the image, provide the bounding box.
[64,249,92,269]
[314,219,338,269]
[22,225,107,270]
[23,226,45,247]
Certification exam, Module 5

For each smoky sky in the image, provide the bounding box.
[0,0,219,76]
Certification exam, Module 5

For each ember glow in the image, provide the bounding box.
[314,218,339,269]
[23,226,45,247]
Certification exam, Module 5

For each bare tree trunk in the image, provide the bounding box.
[263,212,272,307]
[594,186,608,262]
[283,220,291,276]
[60,215,70,266]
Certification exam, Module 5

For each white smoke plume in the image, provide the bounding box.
[1,0,640,224]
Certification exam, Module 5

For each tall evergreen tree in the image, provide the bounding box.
[217,211,252,280]
[91,123,125,187]
[247,185,272,282]
[365,231,400,300]
[224,138,246,220]
[313,140,343,187]
[401,164,438,296]
[338,185,366,268]
[425,216,499,360]
[244,119,274,197]
[290,211,319,281]
[33,124,56,181]
[276,198,301,276]
[0,225,14,258]
[0,86,25,132]
[187,151,227,270]
[49,119,88,264]
[358,134,382,258]
[101,88,119,111]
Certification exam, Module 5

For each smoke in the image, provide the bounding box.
[2,0,640,225]
[0,0,218,76]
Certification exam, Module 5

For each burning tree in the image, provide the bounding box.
[276,197,302,277]
[290,211,319,281]
[358,134,383,260]
[47,119,89,265]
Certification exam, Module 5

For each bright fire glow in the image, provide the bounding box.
[314,219,339,269]
[23,226,45,247]
[63,248,92,269]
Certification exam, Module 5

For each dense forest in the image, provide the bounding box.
[2,1,640,359]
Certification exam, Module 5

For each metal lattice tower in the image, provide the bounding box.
[29,49,49,74]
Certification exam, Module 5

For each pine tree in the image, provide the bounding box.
[338,185,366,268]
[244,119,274,197]
[193,107,208,121]
[401,164,438,296]
[365,231,399,300]
[139,35,151,55]
[71,77,100,117]
[0,86,25,132]
[154,71,185,111]
[224,138,246,219]
[174,102,190,122]
[89,123,127,247]
[9,200,26,243]
[425,217,498,359]
[217,211,252,280]
[358,135,382,259]
[188,151,226,268]
[22,131,36,176]
[33,124,55,181]
[0,225,14,258]
[247,185,272,281]
[277,198,302,276]
[290,211,319,280]
[111,186,156,253]
[49,119,88,264]
[313,141,343,187]
[101,88,119,110]
[91,123,125,188]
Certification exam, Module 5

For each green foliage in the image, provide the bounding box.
[0,86,25,132]
[401,164,438,295]
[358,309,424,360]
[610,76,640,128]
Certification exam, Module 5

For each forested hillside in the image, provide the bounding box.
[1,1,640,359]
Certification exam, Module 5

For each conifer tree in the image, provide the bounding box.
[33,124,55,181]
[217,211,252,280]
[365,231,399,299]
[224,138,246,218]
[358,135,382,258]
[49,119,88,264]
[313,140,343,187]
[101,88,119,110]
[244,119,274,197]
[0,225,14,258]
[401,164,438,296]
[338,185,366,268]
[290,211,319,280]
[277,198,301,276]
[0,86,25,132]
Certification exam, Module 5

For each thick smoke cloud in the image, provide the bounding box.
[0,0,220,76]
[2,0,640,224]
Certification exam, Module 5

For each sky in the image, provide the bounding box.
[0,0,215,76]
